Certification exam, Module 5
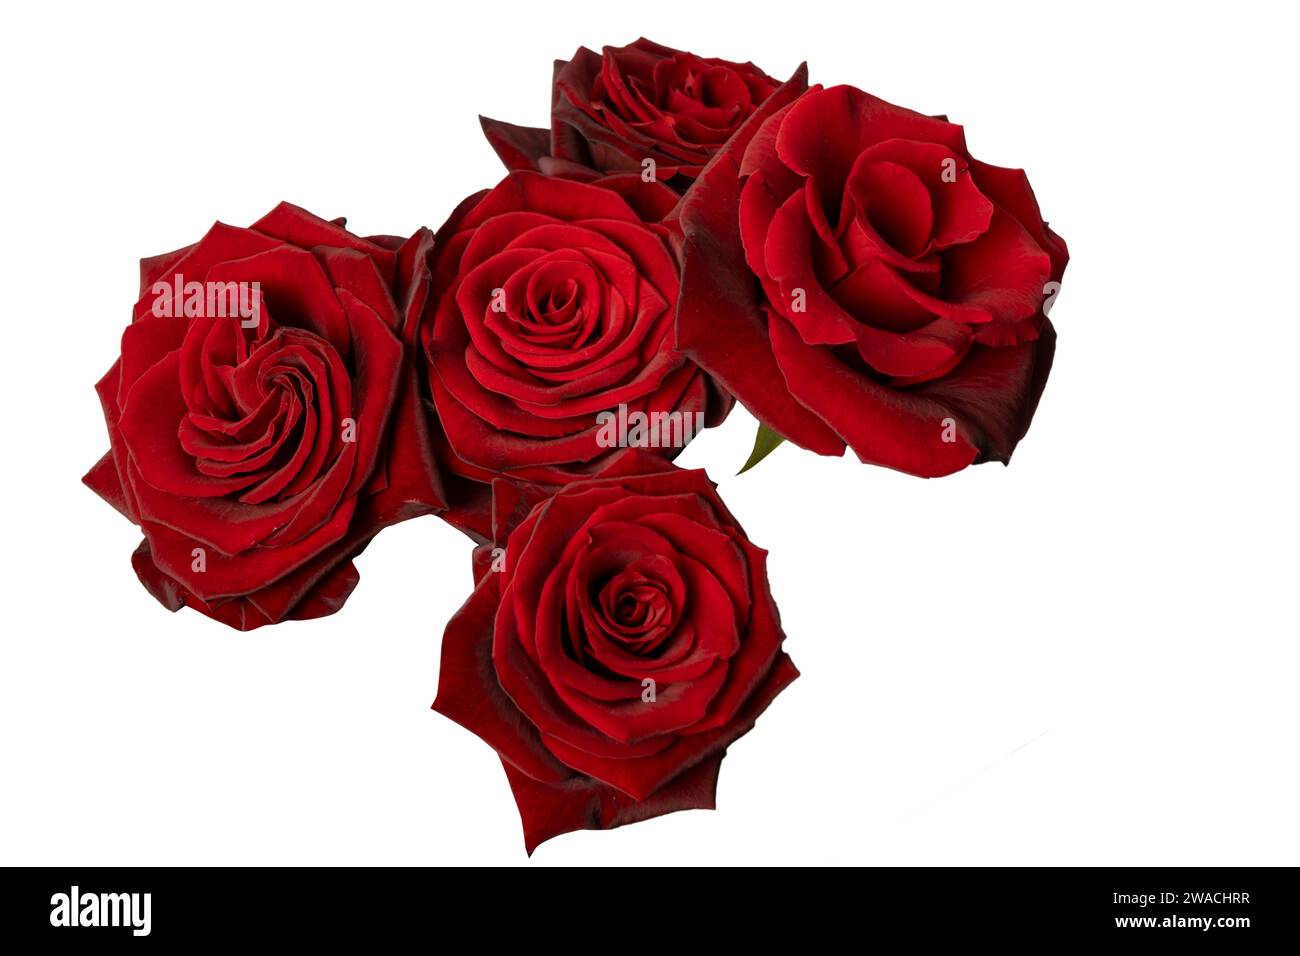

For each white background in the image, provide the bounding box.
[2,1,1296,866]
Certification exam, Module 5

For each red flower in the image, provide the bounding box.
[678,80,1069,477]
[481,38,782,187]
[422,172,731,520]
[84,204,445,629]
[434,456,797,851]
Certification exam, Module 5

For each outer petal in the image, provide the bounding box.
[83,451,134,522]
[970,160,1069,282]
[365,227,448,523]
[676,65,845,456]
[915,319,1057,464]
[251,201,398,282]
[433,574,575,786]
[769,313,981,477]
[503,752,722,854]
[130,538,361,631]
[540,650,798,801]
[480,116,551,173]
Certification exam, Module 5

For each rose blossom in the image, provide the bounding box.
[678,81,1069,477]
[85,204,445,629]
[422,171,731,534]
[434,455,797,851]
[480,37,784,188]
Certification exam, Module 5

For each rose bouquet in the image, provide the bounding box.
[85,38,1066,851]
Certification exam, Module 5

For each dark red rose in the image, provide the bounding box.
[84,203,446,630]
[434,455,797,851]
[678,82,1069,477]
[481,38,785,188]
[422,171,731,515]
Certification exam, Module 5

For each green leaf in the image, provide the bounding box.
[738,423,786,474]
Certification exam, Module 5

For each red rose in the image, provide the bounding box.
[481,38,784,187]
[84,204,446,630]
[434,455,797,851]
[422,171,730,512]
[678,81,1069,477]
